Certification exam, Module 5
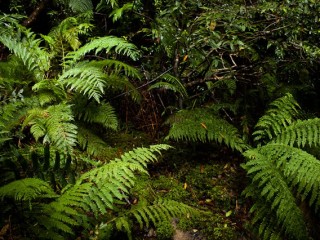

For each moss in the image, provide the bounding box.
[178,213,236,240]
[151,175,191,202]
[155,220,175,240]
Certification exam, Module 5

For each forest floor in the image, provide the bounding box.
[110,132,253,240]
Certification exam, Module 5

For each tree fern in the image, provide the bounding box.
[165,108,248,152]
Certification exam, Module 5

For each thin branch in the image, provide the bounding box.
[22,0,50,27]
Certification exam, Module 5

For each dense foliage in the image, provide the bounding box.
[1,0,320,239]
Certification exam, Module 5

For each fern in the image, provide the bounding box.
[23,104,78,153]
[149,73,188,98]
[109,3,134,22]
[59,61,141,102]
[271,118,320,148]
[0,178,57,202]
[32,79,67,106]
[42,16,93,57]
[77,126,115,158]
[128,199,200,229]
[0,30,50,80]
[59,62,107,102]
[108,198,202,239]
[165,108,248,152]
[246,144,320,209]
[0,145,172,238]
[253,93,300,143]
[99,59,142,79]
[0,100,25,131]
[243,147,309,239]
[66,0,93,13]
[64,36,140,65]
[243,93,320,240]
[76,101,118,130]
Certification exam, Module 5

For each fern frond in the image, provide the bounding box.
[75,101,118,130]
[49,145,171,220]
[0,13,25,35]
[165,108,248,152]
[0,178,57,202]
[149,73,188,98]
[127,199,201,229]
[64,36,140,65]
[253,93,300,143]
[23,104,78,153]
[43,16,93,54]
[32,80,67,106]
[0,30,50,80]
[109,3,134,22]
[59,62,107,103]
[99,59,141,79]
[66,0,93,13]
[0,100,25,131]
[251,144,320,209]
[272,118,320,148]
[77,126,115,158]
[243,147,309,239]
[248,200,283,240]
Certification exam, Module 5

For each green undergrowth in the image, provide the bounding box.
[129,142,251,239]
[75,130,250,239]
